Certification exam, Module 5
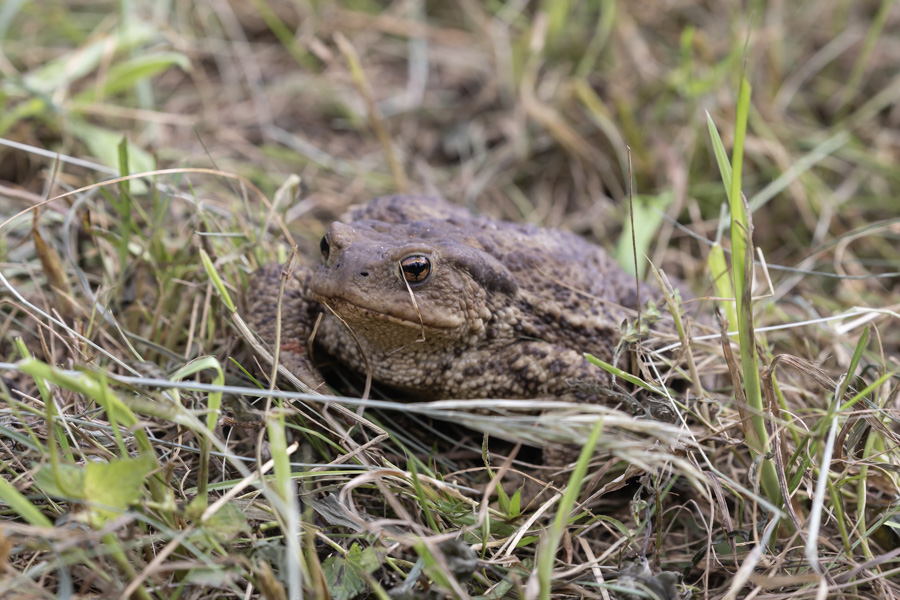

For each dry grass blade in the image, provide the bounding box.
[334,32,408,193]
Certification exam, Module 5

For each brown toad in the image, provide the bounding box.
[248,195,678,408]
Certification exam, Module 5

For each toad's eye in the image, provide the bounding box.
[319,235,330,260]
[399,255,431,283]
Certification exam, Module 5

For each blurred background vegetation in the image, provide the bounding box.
[3,1,897,282]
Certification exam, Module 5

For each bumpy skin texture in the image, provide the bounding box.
[248,195,664,406]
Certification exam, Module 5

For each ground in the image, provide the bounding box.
[1,1,899,598]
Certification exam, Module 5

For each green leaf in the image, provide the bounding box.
[22,20,158,94]
[34,462,85,499]
[322,543,381,600]
[202,502,250,543]
[34,457,156,526]
[75,52,191,103]
[0,97,49,138]
[496,480,511,515]
[508,487,522,520]
[615,191,672,276]
[358,546,382,574]
[322,556,366,600]
[34,455,155,525]
[67,119,155,193]
[84,455,156,524]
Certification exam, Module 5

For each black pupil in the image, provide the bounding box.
[320,236,330,259]
[401,256,430,282]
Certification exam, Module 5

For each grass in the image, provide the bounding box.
[2,1,900,598]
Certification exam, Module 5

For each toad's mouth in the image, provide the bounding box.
[310,293,464,330]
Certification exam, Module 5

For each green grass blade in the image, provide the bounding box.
[835,0,893,116]
[537,419,604,600]
[76,52,191,102]
[706,111,733,202]
[748,131,850,212]
[729,76,763,447]
[716,72,782,511]
[837,326,868,406]
[729,77,750,223]
[0,0,27,41]
[172,356,225,510]
[171,356,225,432]
[0,477,53,527]
[200,248,236,312]
[840,371,895,412]
[542,0,571,48]
[708,243,738,328]
[584,353,665,393]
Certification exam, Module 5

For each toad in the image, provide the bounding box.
[247,195,682,412]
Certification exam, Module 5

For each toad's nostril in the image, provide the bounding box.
[359,271,369,277]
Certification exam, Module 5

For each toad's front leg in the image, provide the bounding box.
[246,263,327,392]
